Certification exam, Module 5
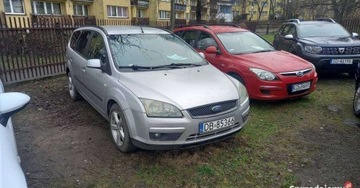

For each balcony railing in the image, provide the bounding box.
[131,0,149,8]
[175,4,186,11]
[72,0,94,3]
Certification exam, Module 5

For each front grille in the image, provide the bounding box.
[186,123,240,141]
[187,100,237,118]
[280,68,312,76]
[321,47,360,55]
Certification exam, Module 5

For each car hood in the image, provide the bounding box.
[233,51,312,73]
[119,65,239,110]
[299,36,360,45]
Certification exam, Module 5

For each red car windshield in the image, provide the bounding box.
[217,31,275,55]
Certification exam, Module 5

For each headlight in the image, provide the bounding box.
[249,68,277,81]
[304,45,322,54]
[140,98,183,118]
[238,83,248,105]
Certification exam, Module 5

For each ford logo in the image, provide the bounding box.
[296,71,304,77]
[211,105,223,113]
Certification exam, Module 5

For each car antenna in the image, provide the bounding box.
[140,26,144,33]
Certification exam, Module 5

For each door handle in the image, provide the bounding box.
[81,67,86,73]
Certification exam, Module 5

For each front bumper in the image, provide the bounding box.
[247,72,318,100]
[125,99,250,150]
[299,53,360,73]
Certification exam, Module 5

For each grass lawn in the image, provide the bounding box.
[261,34,275,43]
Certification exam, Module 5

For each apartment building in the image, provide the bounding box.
[1,0,132,20]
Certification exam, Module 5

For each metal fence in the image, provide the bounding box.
[1,14,360,84]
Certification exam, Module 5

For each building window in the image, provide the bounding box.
[261,11,268,17]
[74,4,88,16]
[175,13,181,19]
[233,11,240,16]
[190,0,196,6]
[107,6,128,18]
[159,10,170,19]
[32,1,61,15]
[4,0,24,14]
[262,2,268,7]
[185,13,189,19]
[190,13,196,20]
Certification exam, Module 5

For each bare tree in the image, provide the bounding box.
[252,0,269,19]
[195,0,217,22]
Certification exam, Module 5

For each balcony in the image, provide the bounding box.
[175,4,186,11]
[210,8,218,14]
[72,0,94,3]
[131,0,149,8]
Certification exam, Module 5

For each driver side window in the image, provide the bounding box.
[197,32,217,51]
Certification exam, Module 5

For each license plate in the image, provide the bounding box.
[330,59,353,64]
[291,81,311,92]
[199,116,235,134]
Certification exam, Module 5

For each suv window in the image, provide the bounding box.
[76,30,92,58]
[298,24,349,37]
[198,32,217,50]
[282,24,296,37]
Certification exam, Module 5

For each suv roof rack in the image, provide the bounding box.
[314,17,336,23]
[286,19,301,24]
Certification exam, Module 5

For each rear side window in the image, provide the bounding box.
[197,32,217,50]
[76,30,92,58]
[70,31,81,50]
[181,31,197,47]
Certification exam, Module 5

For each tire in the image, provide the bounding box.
[67,72,82,101]
[353,83,360,117]
[109,104,136,152]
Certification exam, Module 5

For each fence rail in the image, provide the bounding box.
[1,14,360,84]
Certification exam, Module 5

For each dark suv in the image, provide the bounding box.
[273,18,360,75]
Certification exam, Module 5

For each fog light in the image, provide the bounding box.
[154,133,161,138]
[149,132,182,141]
[260,89,271,95]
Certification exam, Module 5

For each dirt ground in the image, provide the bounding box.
[8,75,360,187]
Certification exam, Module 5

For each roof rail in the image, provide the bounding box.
[286,19,300,24]
[176,23,241,29]
[314,17,336,23]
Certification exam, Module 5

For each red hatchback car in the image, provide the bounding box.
[174,25,318,100]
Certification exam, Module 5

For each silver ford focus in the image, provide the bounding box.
[66,26,250,152]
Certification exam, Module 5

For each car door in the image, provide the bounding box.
[195,32,228,72]
[274,24,298,52]
[82,30,110,115]
[71,30,92,94]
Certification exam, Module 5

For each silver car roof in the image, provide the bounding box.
[100,25,170,35]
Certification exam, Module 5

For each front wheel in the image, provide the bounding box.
[353,83,360,117]
[109,104,136,152]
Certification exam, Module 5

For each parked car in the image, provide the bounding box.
[273,18,360,75]
[66,26,250,152]
[0,79,29,188]
[174,25,318,100]
[353,63,360,117]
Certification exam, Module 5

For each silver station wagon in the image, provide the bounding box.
[66,26,250,152]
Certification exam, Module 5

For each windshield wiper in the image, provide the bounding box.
[251,50,273,54]
[151,63,202,69]
[118,65,153,70]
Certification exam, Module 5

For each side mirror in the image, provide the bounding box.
[352,32,359,38]
[86,59,101,69]
[0,92,30,127]
[205,46,219,54]
[284,34,294,40]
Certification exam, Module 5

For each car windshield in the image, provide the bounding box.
[298,24,350,38]
[217,31,275,54]
[109,34,206,70]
